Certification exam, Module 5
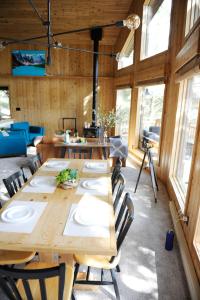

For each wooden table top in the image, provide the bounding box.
[0,159,117,256]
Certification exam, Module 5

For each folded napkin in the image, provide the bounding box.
[76,178,108,196]
[63,202,110,238]
[41,160,70,171]
[0,200,48,233]
[82,161,108,174]
[22,176,57,194]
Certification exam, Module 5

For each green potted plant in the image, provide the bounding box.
[56,168,79,189]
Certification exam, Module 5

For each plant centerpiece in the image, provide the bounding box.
[56,168,79,189]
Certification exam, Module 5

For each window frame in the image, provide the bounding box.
[169,76,200,213]
[117,30,135,70]
[140,0,172,60]
[185,0,200,37]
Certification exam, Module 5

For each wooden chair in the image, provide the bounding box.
[1,173,37,275]
[66,148,92,159]
[0,261,74,300]
[113,173,125,212]
[23,153,42,175]
[73,193,134,300]
[3,169,27,197]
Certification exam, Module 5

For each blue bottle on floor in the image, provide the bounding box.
[165,230,174,251]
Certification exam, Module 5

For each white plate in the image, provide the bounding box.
[85,162,106,170]
[81,180,103,190]
[73,208,100,226]
[73,199,110,226]
[1,206,35,223]
[30,177,55,187]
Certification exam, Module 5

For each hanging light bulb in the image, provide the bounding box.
[123,14,140,30]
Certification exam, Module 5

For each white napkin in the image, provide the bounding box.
[22,176,57,194]
[63,203,110,238]
[0,200,48,233]
[82,161,108,173]
[76,178,108,196]
[41,160,70,171]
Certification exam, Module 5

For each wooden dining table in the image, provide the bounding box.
[0,159,117,261]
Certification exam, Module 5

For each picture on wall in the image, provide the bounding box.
[12,50,46,76]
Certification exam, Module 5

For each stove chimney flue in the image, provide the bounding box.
[91,27,102,128]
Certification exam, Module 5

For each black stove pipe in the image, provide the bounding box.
[91,28,102,127]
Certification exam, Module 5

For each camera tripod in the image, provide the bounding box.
[134,139,159,203]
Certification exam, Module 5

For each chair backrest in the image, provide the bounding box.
[110,193,134,263]
[0,263,65,300]
[111,158,122,193]
[27,153,42,175]
[113,172,125,212]
[66,148,92,159]
[3,170,27,197]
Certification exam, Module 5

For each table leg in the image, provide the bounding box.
[60,146,66,158]
[102,147,107,160]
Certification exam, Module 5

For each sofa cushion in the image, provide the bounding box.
[10,122,29,131]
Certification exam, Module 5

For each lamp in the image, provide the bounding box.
[122,14,140,30]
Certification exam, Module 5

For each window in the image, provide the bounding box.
[115,88,132,141]
[138,84,165,160]
[0,87,11,120]
[194,207,200,259]
[185,0,200,36]
[141,0,172,59]
[117,30,134,70]
[173,75,200,202]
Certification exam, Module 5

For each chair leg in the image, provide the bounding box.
[110,269,120,300]
[116,265,120,272]
[86,266,90,281]
[101,269,104,281]
[73,263,80,284]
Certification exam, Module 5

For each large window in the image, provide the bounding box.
[185,0,200,36]
[138,84,165,160]
[141,0,172,59]
[0,87,11,120]
[117,30,134,70]
[173,75,200,202]
[115,88,132,141]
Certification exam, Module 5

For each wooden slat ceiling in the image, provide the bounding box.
[0,0,133,46]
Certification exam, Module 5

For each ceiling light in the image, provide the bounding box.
[123,14,140,30]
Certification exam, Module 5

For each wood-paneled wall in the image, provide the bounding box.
[0,44,115,136]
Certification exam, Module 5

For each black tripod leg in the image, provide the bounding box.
[134,151,147,193]
[148,150,158,203]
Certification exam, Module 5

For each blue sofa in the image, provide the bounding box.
[10,122,45,146]
[0,131,27,157]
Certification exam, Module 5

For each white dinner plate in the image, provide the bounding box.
[1,206,35,223]
[73,202,110,226]
[85,162,106,170]
[30,177,55,187]
[81,179,103,190]
[73,208,100,226]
